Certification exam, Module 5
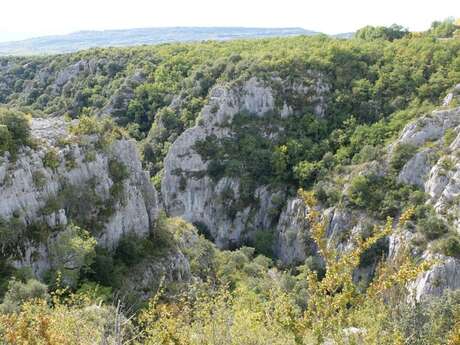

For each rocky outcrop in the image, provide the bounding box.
[397,149,433,188]
[0,117,160,277]
[122,249,191,301]
[275,198,311,264]
[397,106,460,230]
[277,97,460,296]
[411,255,460,301]
[101,71,146,119]
[442,83,460,107]
[52,60,97,93]
[376,103,460,299]
[397,108,460,147]
[162,77,328,248]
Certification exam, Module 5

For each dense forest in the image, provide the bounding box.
[0,18,460,344]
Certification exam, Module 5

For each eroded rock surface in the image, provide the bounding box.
[162,77,328,248]
[1,117,160,277]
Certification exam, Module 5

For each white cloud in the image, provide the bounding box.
[0,0,458,41]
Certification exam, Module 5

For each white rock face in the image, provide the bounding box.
[1,117,160,277]
[398,108,460,147]
[275,198,311,264]
[162,77,328,247]
[442,83,460,107]
[276,100,460,296]
[398,150,433,188]
[389,104,460,298]
[396,106,460,231]
[411,255,460,302]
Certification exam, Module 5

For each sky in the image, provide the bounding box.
[0,0,459,42]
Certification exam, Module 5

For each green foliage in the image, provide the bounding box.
[1,27,460,343]
[0,278,48,314]
[249,229,275,258]
[84,246,117,287]
[0,108,31,155]
[429,18,458,38]
[0,125,12,154]
[294,161,322,187]
[70,115,125,149]
[0,217,25,257]
[352,144,381,164]
[0,261,15,298]
[390,143,418,172]
[76,282,112,304]
[395,289,460,344]
[108,159,129,183]
[1,30,459,182]
[32,170,47,189]
[313,181,341,207]
[436,235,460,258]
[417,216,449,240]
[444,128,457,146]
[115,234,148,266]
[86,214,178,290]
[41,180,119,234]
[48,224,97,288]
[43,148,60,171]
[347,173,419,218]
[355,24,409,41]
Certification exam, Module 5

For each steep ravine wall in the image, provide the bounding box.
[0,117,160,278]
[162,77,329,249]
[162,79,460,300]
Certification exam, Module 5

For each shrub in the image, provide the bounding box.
[359,237,389,267]
[0,292,133,344]
[70,115,125,149]
[444,128,457,146]
[355,24,408,41]
[0,125,12,154]
[114,234,146,266]
[294,161,321,187]
[32,170,47,189]
[85,247,117,287]
[417,216,448,240]
[390,143,417,172]
[440,157,455,172]
[43,148,60,171]
[314,181,341,207]
[250,229,275,258]
[151,171,163,191]
[48,224,97,287]
[0,217,24,256]
[64,150,77,170]
[436,235,460,258]
[348,174,382,208]
[76,282,112,304]
[352,144,381,163]
[84,149,96,162]
[0,278,48,313]
[108,159,129,183]
[396,290,460,343]
[0,108,31,155]
[0,261,15,298]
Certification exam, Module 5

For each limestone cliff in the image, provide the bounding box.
[161,79,460,300]
[162,76,328,248]
[0,117,160,278]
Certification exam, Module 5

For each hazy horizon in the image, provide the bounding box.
[1,0,458,43]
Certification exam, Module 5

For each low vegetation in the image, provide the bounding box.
[1,194,458,344]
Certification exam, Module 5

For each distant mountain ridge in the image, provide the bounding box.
[0,27,320,56]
